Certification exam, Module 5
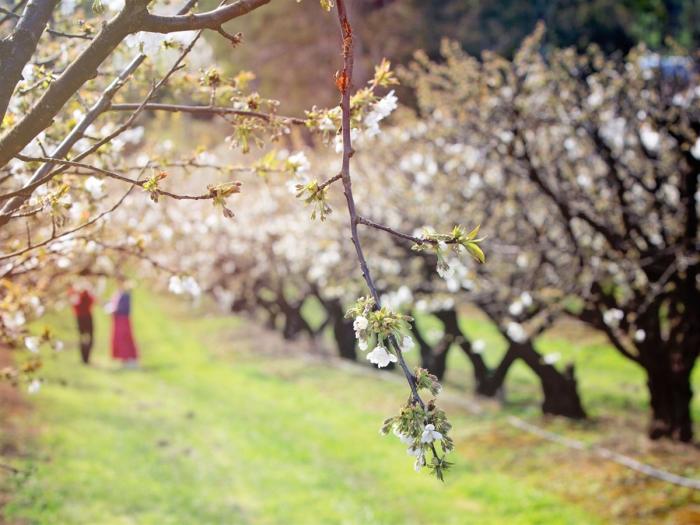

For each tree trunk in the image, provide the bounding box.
[434,309,492,392]
[430,336,452,381]
[409,320,436,371]
[646,356,694,442]
[319,298,357,361]
[276,294,312,341]
[332,314,357,361]
[475,344,518,397]
[514,341,586,419]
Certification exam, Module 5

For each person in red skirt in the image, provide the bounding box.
[109,280,139,368]
[69,283,95,364]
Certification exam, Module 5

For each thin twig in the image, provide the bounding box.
[0,175,139,261]
[333,0,423,406]
[107,102,307,125]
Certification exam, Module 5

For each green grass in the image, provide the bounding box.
[4,292,699,524]
[1,292,608,525]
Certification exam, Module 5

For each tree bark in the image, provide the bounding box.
[513,341,587,419]
[646,353,694,442]
[434,309,493,391]
[409,319,436,370]
[0,0,58,125]
[318,297,356,361]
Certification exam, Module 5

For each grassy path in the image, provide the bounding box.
[1,293,605,525]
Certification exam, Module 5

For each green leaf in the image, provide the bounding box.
[465,224,481,241]
[466,242,486,264]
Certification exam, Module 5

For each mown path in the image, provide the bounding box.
[1,293,694,524]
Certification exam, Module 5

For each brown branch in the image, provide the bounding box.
[141,0,271,33]
[11,155,228,202]
[0,0,27,26]
[0,175,138,261]
[0,3,150,169]
[0,0,59,124]
[333,0,423,406]
[107,103,306,125]
[0,0,271,171]
[87,239,180,274]
[0,1,201,224]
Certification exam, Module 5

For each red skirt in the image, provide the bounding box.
[111,315,139,361]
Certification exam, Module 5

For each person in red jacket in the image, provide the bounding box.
[69,284,95,364]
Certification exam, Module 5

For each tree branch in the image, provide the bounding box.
[333,0,423,406]
[0,0,59,123]
[108,102,305,125]
[141,0,271,33]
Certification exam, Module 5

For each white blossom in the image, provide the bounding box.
[125,32,167,56]
[84,176,105,199]
[472,339,486,354]
[420,423,443,443]
[508,300,523,316]
[353,315,369,332]
[516,253,529,268]
[24,336,40,353]
[506,322,527,343]
[407,445,425,471]
[168,275,201,297]
[366,345,397,368]
[634,329,646,342]
[3,310,26,329]
[576,174,592,188]
[374,90,398,119]
[543,353,561,365]
[21,64,35,83]
[318,115,336,131]
[394,429,414,446]
[358,339,369,352]
[690,138,700,160]
[400,335,414,352]
[27,379,41,395]
[603,308,624,327]
[414,454,426,472]
[639,124,660,151]
[287,151,310,175]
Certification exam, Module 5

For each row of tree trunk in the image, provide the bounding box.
[249,291,694,442]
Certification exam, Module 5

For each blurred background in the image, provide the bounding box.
[1,0,699,524]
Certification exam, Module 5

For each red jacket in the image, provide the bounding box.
[71,290,94,317]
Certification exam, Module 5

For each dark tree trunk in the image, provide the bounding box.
[279,298,313,340]
[410,319,436,371]
[476,344,518,397]
[318,298,357,361]
[332,314,357,361]
[646,353,694,442]
[514,341,586,419]
[430,336,452,381]
[434,309,493,392]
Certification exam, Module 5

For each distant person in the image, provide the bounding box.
[69,283,95,364]
[108,280,139,368]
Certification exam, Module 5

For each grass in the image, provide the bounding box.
[1,291,699,524]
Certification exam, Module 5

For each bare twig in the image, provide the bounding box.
[333,0,423,406]
[107,102,306,125]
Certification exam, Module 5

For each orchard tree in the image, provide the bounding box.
[405,27,699,441]
[338,103,587,418]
